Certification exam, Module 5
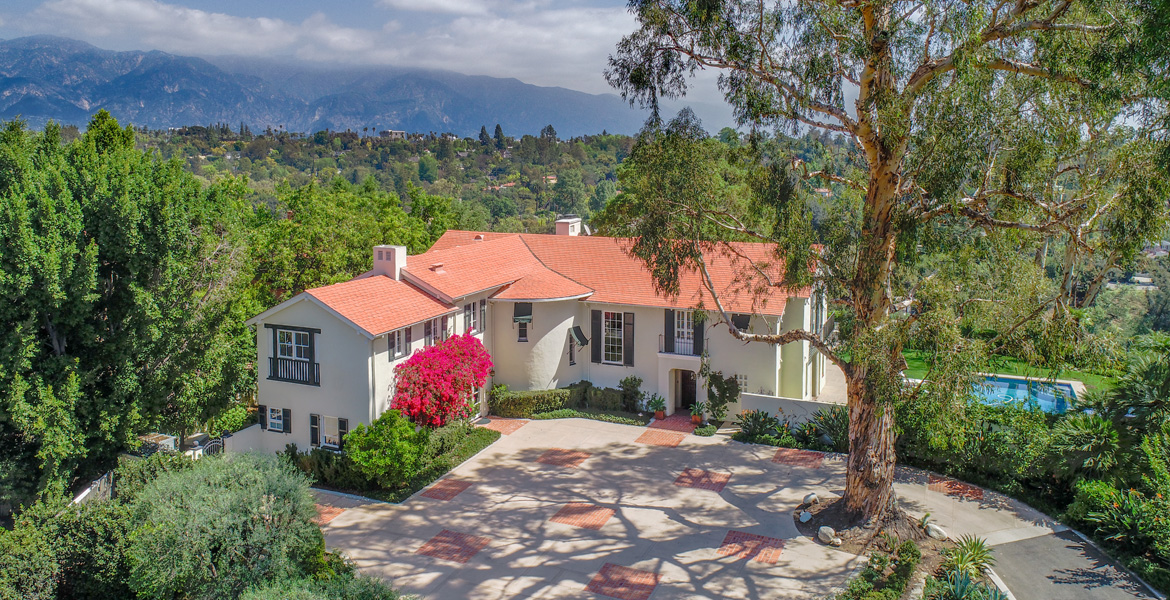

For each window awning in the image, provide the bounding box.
[513,302,533,323]
[731,314,751,330]
[569,325,588,346]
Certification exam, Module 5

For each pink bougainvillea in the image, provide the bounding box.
[390,334,493,428]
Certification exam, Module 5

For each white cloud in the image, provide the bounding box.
[22,0,728,108]
[378,0,494,16]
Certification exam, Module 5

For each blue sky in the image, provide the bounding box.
[0,0,698,96]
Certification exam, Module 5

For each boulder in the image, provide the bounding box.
[803,492,820,506]
[817,526,836,545]
[925,523,949,540]
[799,511,812,523]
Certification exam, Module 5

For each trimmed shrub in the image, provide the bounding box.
[694,424,717,437]
[241,574,404,600]
[530,409,649,426]
[618,376,645,412]
[282,445,377,492]
[489,388,571,418]
[344,410,429,490]
[206,404,255,437]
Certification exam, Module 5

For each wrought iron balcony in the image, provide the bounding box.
[268,357,320,386]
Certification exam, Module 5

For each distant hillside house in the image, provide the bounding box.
[240,217,828,453]
[379,130,407,140]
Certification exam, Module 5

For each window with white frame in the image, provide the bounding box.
[675,310,694,355]
[464,302,477,334]
[388,329,405,359]
[734,374,749,396]
[322,416,340,447]
[517,321,528,342]
[268,406,285,432]
[277,329,311,360]
[603,311,623,364]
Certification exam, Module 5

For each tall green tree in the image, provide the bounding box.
[550,169,588,215]
[0,113,254,504]
[605,0,1168,522]
[493,124,506,150]
[478,126,492,147]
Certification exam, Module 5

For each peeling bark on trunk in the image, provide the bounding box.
[843,372,898,520]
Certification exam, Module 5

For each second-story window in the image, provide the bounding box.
[388,329,405,359]
[277,329,311,360]
[675,310,694,355]
[465,302,477,334]
[266,325,320,385]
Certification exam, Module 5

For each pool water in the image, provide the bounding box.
[974,375,1075,414]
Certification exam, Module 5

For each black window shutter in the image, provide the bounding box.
[591,310,602,363]
[283,408,292,434]
[308,331,316,361]
[310,414,320,446]
[663,309,675,353]
[623,312,635,366]
[259,405,268,430]
[694,318,704,356]
[338,418,349,450]
[480,299,486,328]
[442,315,449,340]
[405,325,412,346]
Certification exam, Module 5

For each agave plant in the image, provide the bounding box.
[941,535,996,579]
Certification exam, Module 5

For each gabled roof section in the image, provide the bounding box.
[305,276,455,337]
[402,235,593,302]
[425,231,804,316]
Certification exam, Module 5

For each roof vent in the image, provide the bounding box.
[429,262,446,274]
[473,234,484,241]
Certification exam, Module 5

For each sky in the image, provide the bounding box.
[0,0,734,126]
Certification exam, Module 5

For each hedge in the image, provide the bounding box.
[489,388,571,418]
[530,409,650,426]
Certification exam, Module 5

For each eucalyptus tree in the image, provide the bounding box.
[605,0,1169,522]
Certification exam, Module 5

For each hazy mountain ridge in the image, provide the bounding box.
[0,36,651,136]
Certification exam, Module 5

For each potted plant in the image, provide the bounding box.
[648,394,666,420]
[690,401,707,425]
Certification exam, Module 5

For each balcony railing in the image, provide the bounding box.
[269,357,320,386]
[659,334,699,356]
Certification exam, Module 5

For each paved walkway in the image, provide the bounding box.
[317,419,1155,600]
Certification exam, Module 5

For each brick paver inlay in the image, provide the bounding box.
[648,413,696,433]
[312,503,345,526]
[635,429,686,447]
[420,478,472,501]
[716,530,787,564]
[928,474,985,501]
[585,563,661,600]
[479,416,528,435]
[550,502,616,530]
[674,468,732,492]
[536,448,592,468]
[416,529,491,564]
[771,447,825,469]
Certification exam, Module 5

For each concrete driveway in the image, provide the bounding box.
[318,418,1146,600]
[320,418,864,599]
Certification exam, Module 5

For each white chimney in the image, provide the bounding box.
[555,216,582,236]
[372,245,407,280]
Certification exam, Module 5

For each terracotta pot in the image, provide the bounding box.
[654,410,665,420]
[691,414,702,425]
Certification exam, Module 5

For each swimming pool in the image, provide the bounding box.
[974,375,1076,414]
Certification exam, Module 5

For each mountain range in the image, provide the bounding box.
[0,35,657,137]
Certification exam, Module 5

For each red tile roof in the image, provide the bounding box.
[306,276,454,337]
[423,230,805,315]
[402,236,592,301]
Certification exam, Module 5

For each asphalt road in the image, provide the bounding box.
[993,530,1160,600]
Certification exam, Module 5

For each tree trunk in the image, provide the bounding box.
[842,371,898,521]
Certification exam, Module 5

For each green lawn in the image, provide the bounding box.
[903,349,1117,391]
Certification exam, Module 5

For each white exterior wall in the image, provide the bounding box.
[252,299,374,454]
[489,299,584,391]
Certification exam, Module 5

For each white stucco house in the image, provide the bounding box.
[240,217,827,453]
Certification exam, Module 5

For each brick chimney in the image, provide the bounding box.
[372,245,407,280]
